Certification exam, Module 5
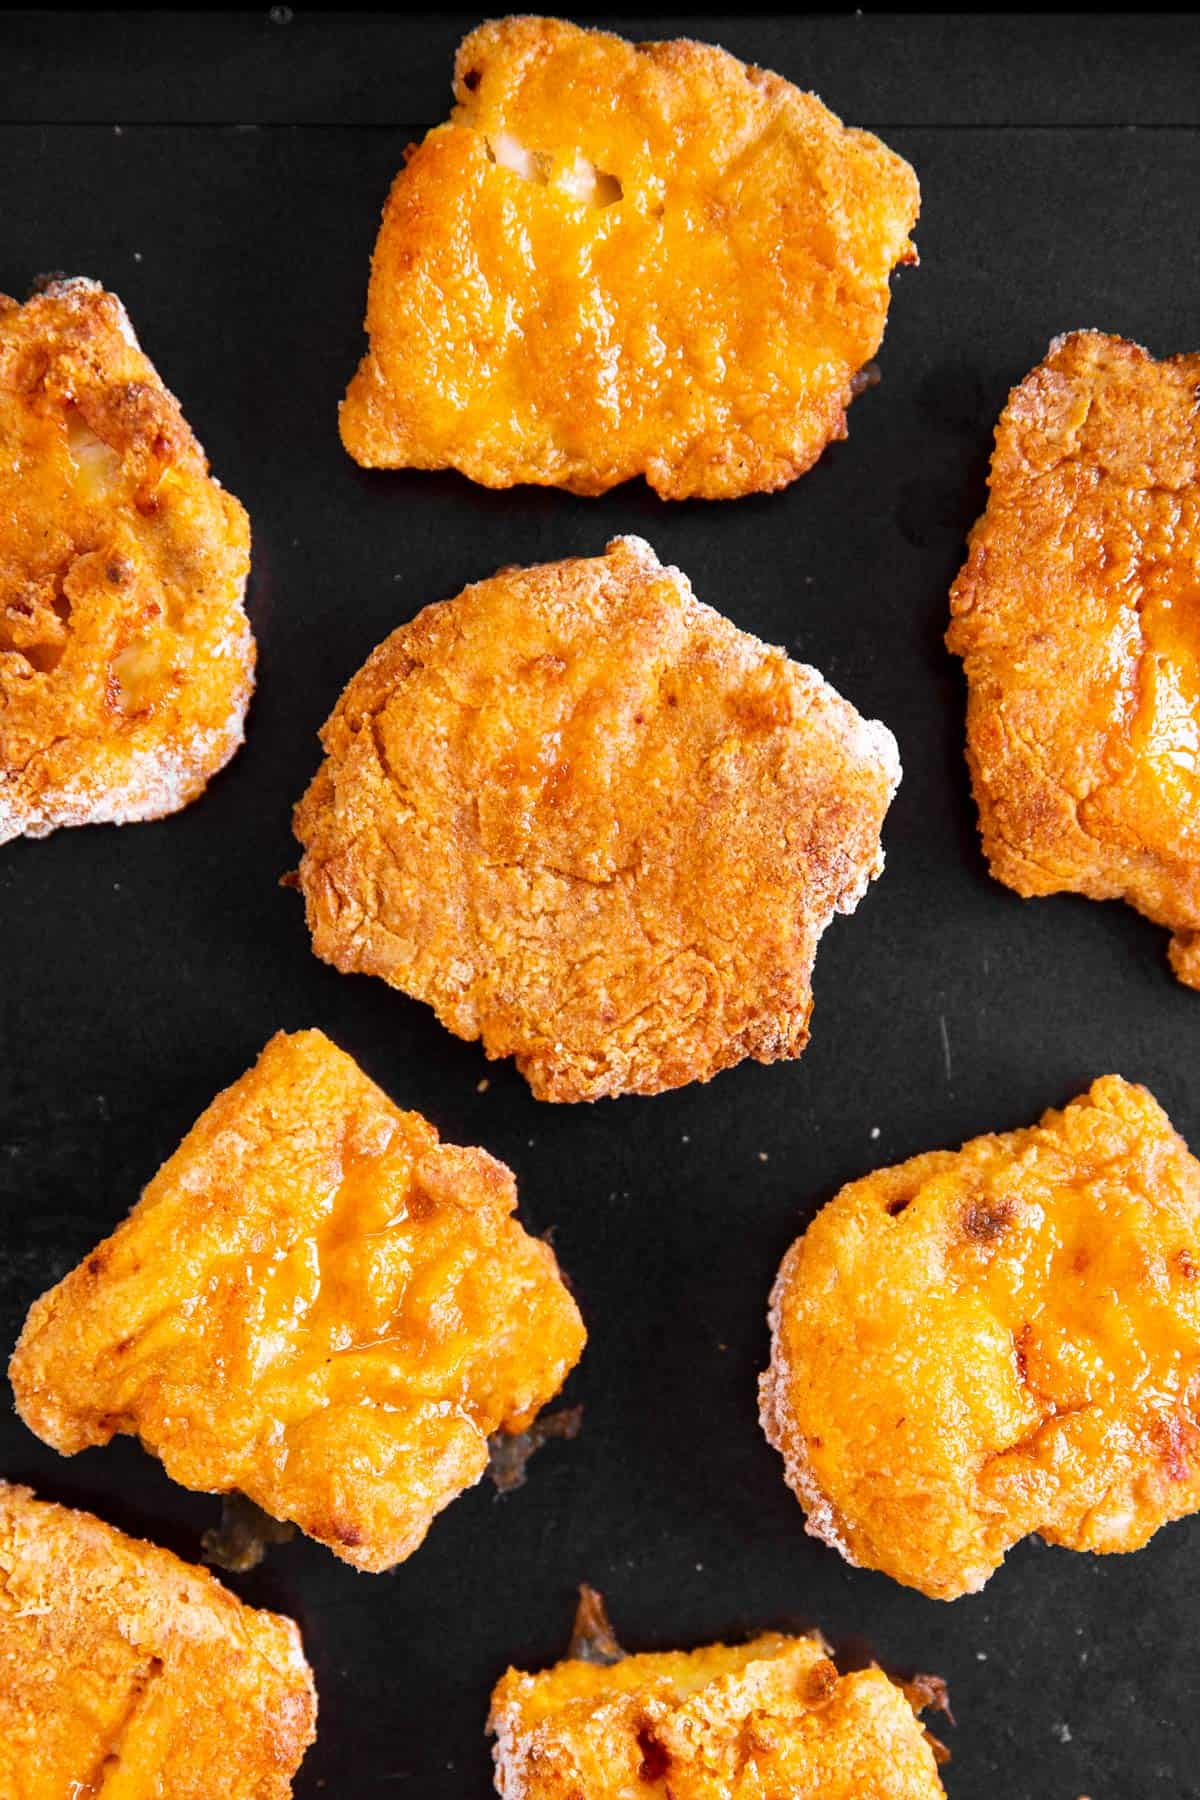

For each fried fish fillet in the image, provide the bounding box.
[947,330,1200,985]
[760,1075,1200,1600]
[292,537,900,1102]
[489,1605,946,1798]
[0,1482,315,1799]
[340,16,919,499]
[0,278,254,843]
[10,1029,585,1573]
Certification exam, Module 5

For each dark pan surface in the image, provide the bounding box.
[2,12,1198,1796]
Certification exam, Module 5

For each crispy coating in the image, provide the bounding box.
[10,1030,585,1573]
[0,1482,315,1799]
[489,1625,946,1798]
[292,536,900,1102]
[947,331,1200,984]
[340,16,919,499]
[0,279,254,842]
[760,1076,1200,1600]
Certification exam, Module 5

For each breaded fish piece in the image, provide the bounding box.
[0,1482,315,1799]
[947,331,1200,985]
[292,536,900,1102]
[10,1029,585,1573]
[0,278,254,843]
[340,16,919,499]
[489,1600,946,1798]
[760,1075,1200,1600]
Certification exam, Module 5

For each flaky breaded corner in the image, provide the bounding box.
[340,16,919,499]
[489,1622,946,1798]
[0,278,254,843]
[761,1076,1200,1600]
[10,1030,585,1572]
[292,537,900,1102]
[947,330,1200,986]
[0,1482,315,1800]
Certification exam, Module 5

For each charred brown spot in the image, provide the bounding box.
[86,1252,107,1276]
[850,362,881,398]
[405,1185,437,1222]
[1176,1248,1198,1280]
[106,557,133,586]
[1072,1246,1091,1274]
[962,1197,1016,1243]
[1013,1322,1032,1385]
[1150,1411,1197,1483]
[463,66,482,90]
[636,1724,670,1783]
[886,1196,910,1217]
[803,1657,839,1707]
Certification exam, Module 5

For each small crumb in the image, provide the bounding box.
[757,1150,769,1163]
[567,1585,625,1665]
[113,124,123,136]
[869,1125,880,1140]
[681,1133,690,1143]
[976,1651,987,1661]
[527,1138,535,1147]
[694,1562,704,1572]
[1052,1722,1072,1744]
[476,1078,490,1093]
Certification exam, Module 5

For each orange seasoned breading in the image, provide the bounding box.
[489,1621,946,1798]
[760,1076,1200,1600]
[340,16,919,499]
[947,330,1200,985]
[292,536,900,1102]
[10,1030,585,1573]
[0,278,254,842]
[0,1482,315,1799]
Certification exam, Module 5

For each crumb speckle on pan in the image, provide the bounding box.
[202,1491,297,1573]
[488,1405,583,1495]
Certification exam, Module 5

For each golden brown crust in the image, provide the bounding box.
[340,16,919,499]
[0,278,254,842]
[10,1029,585,1572]
[292,536,900,1101]
[488,1624,946,1798]
[0,1482,315,1799]
[760,1075,1200,1599]
[947,330,1200,981]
